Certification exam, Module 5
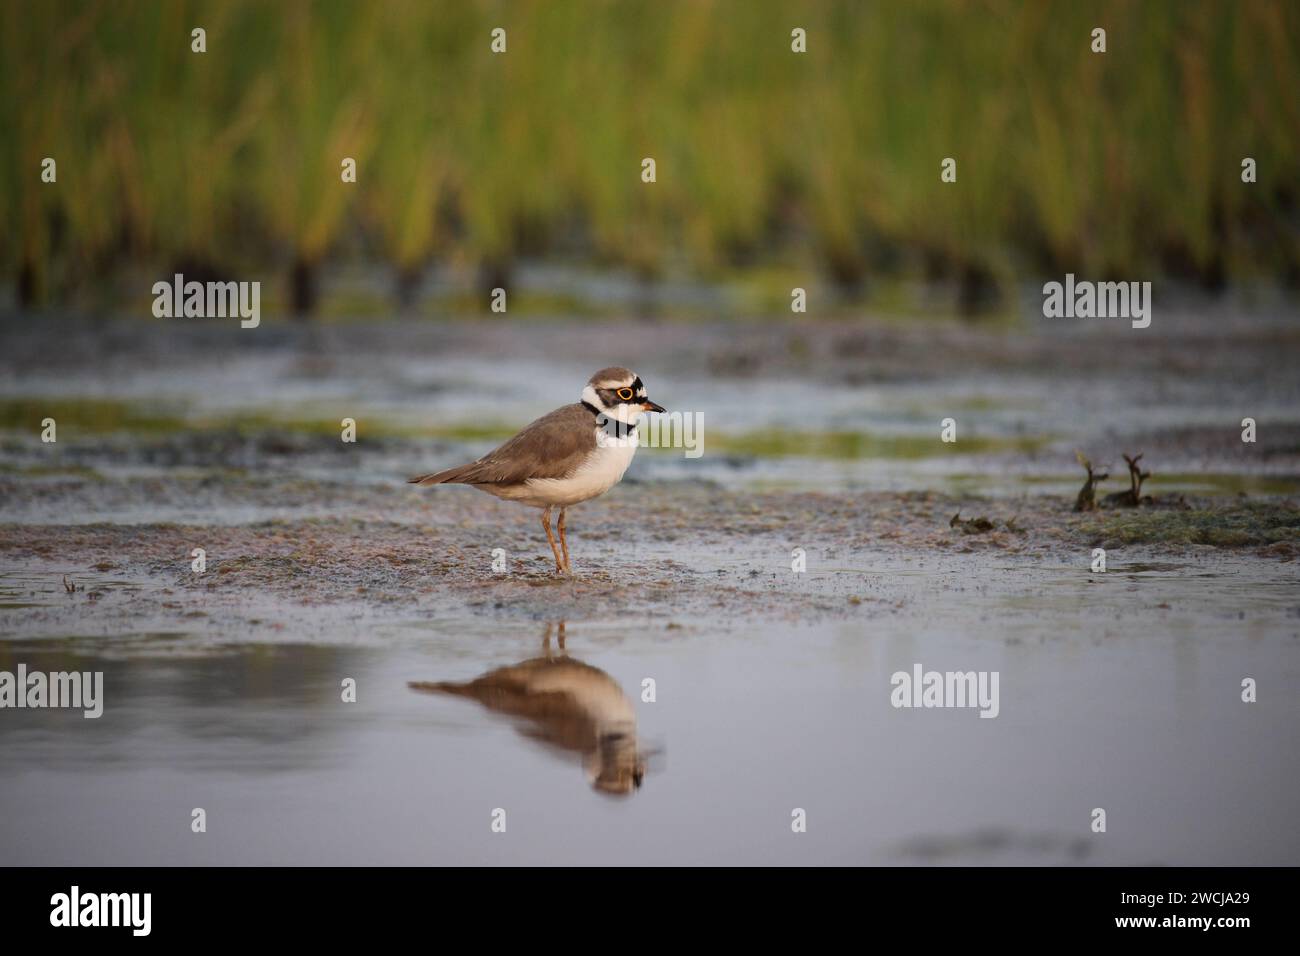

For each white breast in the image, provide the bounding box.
[514,434,637,507]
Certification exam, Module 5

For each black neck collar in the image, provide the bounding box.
[583,401,638,437]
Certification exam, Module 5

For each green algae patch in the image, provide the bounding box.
[0,397,523,444]
[712,428,1047,460]
[1079,502,1300,548]
[0,399,189,435]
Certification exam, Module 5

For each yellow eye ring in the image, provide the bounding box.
[616,387,634,401]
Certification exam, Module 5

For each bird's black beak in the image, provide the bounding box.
[641,399,666,413]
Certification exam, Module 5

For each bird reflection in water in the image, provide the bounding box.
[410,622,648,795]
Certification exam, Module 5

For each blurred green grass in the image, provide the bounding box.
[2,0,1297,314]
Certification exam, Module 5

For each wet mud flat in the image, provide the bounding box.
[2,474,1297,643]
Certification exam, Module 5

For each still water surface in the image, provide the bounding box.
[2,559,1296,865]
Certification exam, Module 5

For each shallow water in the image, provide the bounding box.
[1,552,1297,866]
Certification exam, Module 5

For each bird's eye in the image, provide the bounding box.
[616,387,634,401]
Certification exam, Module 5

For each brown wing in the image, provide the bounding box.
[408,403,597,486]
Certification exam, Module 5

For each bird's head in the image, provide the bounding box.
[586,730,647,796]
[582,367,665,426]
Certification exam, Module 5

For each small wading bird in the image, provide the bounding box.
[408,367,664,574]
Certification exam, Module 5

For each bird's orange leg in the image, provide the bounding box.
[557,507,571,574]
[541,506,563,573]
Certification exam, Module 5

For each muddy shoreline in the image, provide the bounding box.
[3,477,1296,643]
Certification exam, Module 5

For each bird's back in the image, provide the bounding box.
[409,403,598,487]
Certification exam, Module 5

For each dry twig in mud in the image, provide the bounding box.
[1102,453,1153,508]
[1073,451,1108,512]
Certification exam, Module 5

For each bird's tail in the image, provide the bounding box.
[407,464,474,486]
[409,680,472,696]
